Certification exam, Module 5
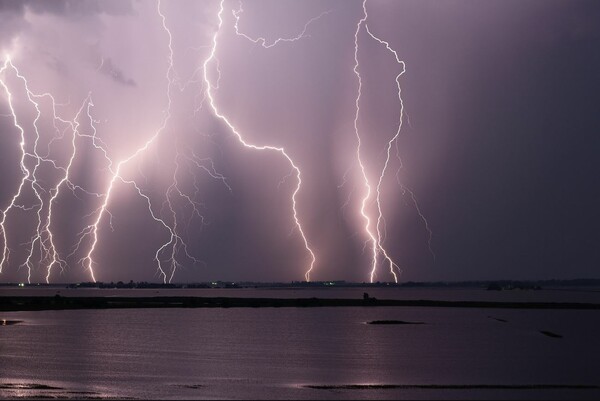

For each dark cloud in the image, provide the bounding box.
[98,57,137,87]
[0,0,134,49]
[0,0,133,16]
[0,0,22,14]
[379,0,600,281]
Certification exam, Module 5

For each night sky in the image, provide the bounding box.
[0,0,598,283]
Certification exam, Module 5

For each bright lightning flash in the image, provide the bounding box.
[202,0,321,282]
[0,2,230,283]
[353,0,434,283]
[0,0,432,284]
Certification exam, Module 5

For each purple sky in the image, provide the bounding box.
[0,0,598,284]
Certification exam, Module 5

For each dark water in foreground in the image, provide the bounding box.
[1,303,600,399]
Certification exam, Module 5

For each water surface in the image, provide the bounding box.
[1,305,599,399]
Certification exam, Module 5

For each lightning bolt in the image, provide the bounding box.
[0,0,432,284]
[337,165,356,221]
[1,56,107,283]
[203,0,318,281]
[44,96,93,283]
[14,67,47,284]
[366,24,435,266]
[0,1,233,284]
[365,22,405,282]
[232,1,331,49]
[78,129,164,282]
[352,4,383,282]
[79,0,235,283]
[353,1,434,282]
[0,58,41,281]
[1,59,93,285]
[77,0,181,283]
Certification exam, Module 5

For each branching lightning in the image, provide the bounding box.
[0,1,231,283]
[203,0,319,281]
[352,5,382,282]
[0,58,34,279]
[232,2,331,49]
[43,96,94,283]
[352,0,434,282]
[366,26,435,262]
[0,0,432,284]
[78,0,202,283]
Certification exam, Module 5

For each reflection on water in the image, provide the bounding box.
[1,306,599,399]
[0,383,111,400]
[1,320,22,326]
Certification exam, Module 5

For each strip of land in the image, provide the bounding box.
[1,296,599,312]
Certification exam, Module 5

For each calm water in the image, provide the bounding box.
[1,303,599,399]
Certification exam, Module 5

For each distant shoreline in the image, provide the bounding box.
[1,296,599,312]
[2,278,600,290]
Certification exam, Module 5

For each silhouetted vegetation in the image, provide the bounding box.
[2,278,599,289]
[0,296,599,312]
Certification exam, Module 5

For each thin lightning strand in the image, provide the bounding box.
[353,3,381,283]
[0,58,36,278]
[338,166,356,220]
[232,1,331,49]
[80,0,228,283]
[203,0,316,281]
[15,66,47,284]
[160,154,205,283]
[1,55,101,283]
[45,96,91,282]
[157,181,228,283]
[80,100,114,171]
[353,3,435,282]
[79,125,165,282]
[401,184,435,261]
[365,23,434,264]
[16,76,96,284]
[80,0,176,282]
[365,23,404,282]
[171,152,206,230]
[123,175,198,284]
[153,1,231,281]
[187,150,232,193]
